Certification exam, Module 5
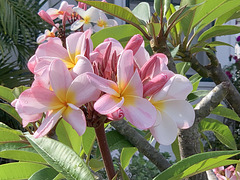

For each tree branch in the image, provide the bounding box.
[111,120,171,172]
[178,82,229,180]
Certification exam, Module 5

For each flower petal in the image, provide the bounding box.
[19,87,62,114]
[66,32,85,63]
[121,95,156,129]
[86,72,119,96]
[62,107,86,136]
[67,73,100,106]
[49,59,73,102]
[71,55,93,78]
[34,108,65,138]
[150,111,178,145]
[117,50,134,92]
[71,20,85,31]
[152,74,193,101]
[94,94,124,114]
[160,100,195,129]
[122,70,143,97]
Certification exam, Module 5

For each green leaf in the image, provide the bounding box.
[89,158,104,172]
[193,0,240,35]
[0,103,22,123]
[0,162,47,180]
[132,2,150,23]
[187,90,209,102]
[211,106,240,122]
[171,138,181,162]
[0,128,21,142]
[91,24,144,48]
[154,150,240,180]
[176,62,191,75]
[189,73,202,92]
[171,45,180,58]
[198,25,240,42]
[82,127,96,157]
[215,6,240,25]
[77,1,140,25]
[0,85,15,102]
[53,173,66,180]
[25,135,94,180]
[147,23,161,38]
[205,41,233,48]
[106,130,134,151]
[154,0,171,16]
[29,167,59,180]
[166,4,181,37]
[12,86,29,99]
[119,164,130,180]
[56,119,82,154]
[199,118,237,150]
[120,147,137,169]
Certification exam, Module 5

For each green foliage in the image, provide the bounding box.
[132,2,150,24]
[26,135,94,180]
[154,0,170,16]
[0,86,15,103]
[120,147,137,169]
[176,62,191,75]
[199,118,237,150]
[0,162,47,179]
[211,106,240,122]
[187,90,209,102]
[29,167,59,180]
[154,150,240,180]
[82,127,96,157]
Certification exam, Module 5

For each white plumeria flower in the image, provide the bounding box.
[37,24,59,44]
[93,11,118,32]
[71,7,100,31]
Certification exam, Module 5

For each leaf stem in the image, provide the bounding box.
[95,123,115,179]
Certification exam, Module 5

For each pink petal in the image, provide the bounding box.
[38,10,55,26]
[67,73,101,106]
[121,70,143,97]
[117,50,134,92]
[133,42,150,68]
[34,108,65,138]
[28,55,38,73]
[62,107,86,136]
[150,111,178,145]
[46,8,59,20]
[107,108,124,120]
[71,55,93,78]
[86,72,119,96]
[121,95,156,129]
[49,59,73,102]
[66,32,85,63]
[124,34,143,55]
[152,74,193,101]
[19,87,63,114]
[94,94,124,114]
[160,100,195,129]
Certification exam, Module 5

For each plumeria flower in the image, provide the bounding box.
[149,74,195,145]
[46,1,74,20]
[87,50,156,129]
[37,24,59,44]
[93,11,118,32]
[213,165,240,180]
[13,59,100,138]
[71,7,100,31]
[28,30,93,79]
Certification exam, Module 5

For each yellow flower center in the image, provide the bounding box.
[97,20,107,27]
[84,16,90,24]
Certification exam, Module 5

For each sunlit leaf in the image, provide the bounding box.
[29,167,59,180]
[132,2,150,23]
[120,147,137,169]
[176,62,191,75]
[211,106,240,122]
[0,85,15,103]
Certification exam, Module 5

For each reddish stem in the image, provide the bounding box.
[95,123,116,179]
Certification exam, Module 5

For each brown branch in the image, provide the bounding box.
[178,82,229,180]
[111,120,171,172]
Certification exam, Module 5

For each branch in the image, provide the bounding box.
[178,82,229,180]
[206,52,240,117]
[111,120,171,171]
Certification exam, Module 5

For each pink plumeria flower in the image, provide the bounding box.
[213,165,240,180]
[46,1,74,20]
[29,30,93,79]
[149,74,195,145]
[37,24,59,44]
[93,11,118,32]
[71,7,100,31]
[14,59,100,138]
[87,50,157,129]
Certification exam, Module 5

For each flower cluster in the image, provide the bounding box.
[11,2,195,145]
[213,165,240,180]
[37,1,117,43]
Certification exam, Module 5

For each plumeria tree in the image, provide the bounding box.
[1,0,240,180]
